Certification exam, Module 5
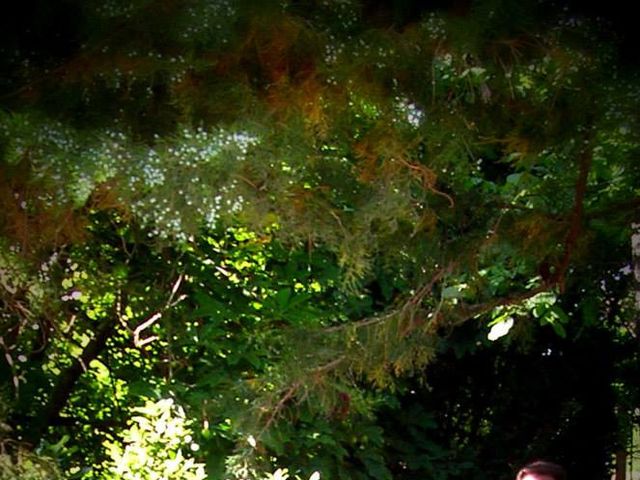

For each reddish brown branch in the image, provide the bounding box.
[553,146,593,292]
[260,381,301,435]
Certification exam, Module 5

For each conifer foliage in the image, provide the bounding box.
[0,1,639,479]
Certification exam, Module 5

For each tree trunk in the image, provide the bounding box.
[616,450,627,480]
[631,222,640,336]
[21,316,116,449]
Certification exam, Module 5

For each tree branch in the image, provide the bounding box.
[323,264,452,334]
[21,314,116,449]
[554,145,593,292]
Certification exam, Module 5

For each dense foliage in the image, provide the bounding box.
[1,0,639,479]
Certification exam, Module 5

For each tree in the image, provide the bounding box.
[1,0,639,478]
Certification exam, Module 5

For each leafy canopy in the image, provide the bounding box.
[0,0,639,479]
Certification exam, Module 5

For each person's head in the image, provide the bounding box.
[516,461,566,480]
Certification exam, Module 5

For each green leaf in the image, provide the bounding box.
[274,288,292,310]
[551,321,567,338]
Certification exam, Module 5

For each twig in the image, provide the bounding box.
[328,209,347,236]
[133,312,162,348]
[260,381,301,434]
[399,158,455,207]
[259,356,346,437]
[165,273,184,307]
[132,274,185,348]
[312,356,345,375]
[323,309,397,333]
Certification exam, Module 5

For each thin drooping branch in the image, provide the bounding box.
[260,381,301,435]
[323,264,452,334]
[254,147,597,431]
[258,355,347,435]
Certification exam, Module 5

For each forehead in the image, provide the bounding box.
[521,474,555,480]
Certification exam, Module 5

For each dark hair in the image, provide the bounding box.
[517,461,566,480]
